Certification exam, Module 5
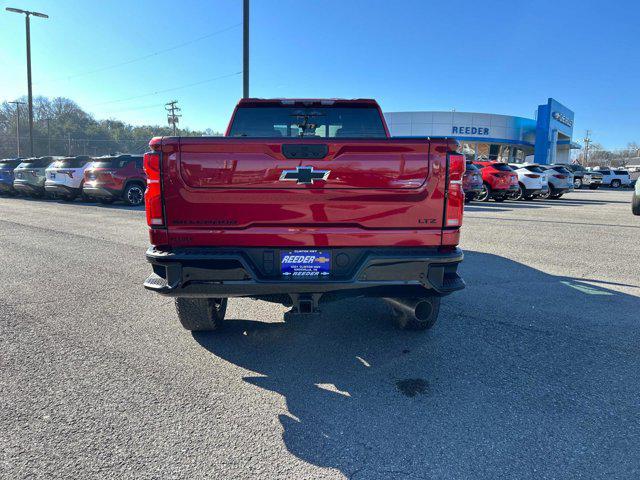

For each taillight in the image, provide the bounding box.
[144,152,164,227]
[445,153,465,228]
[554,174,566,179]
[524,174,540,178]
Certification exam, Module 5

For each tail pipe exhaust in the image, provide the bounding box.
[384,297,435,322]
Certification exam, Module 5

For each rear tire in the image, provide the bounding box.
[574,177,583,189]
[391,296,441,331]
[175,297,228,332]
[611,179,621,188]
[632,192,640,216]
[123,183,145,206]
[477,184,490,202]
[62,193,77,202]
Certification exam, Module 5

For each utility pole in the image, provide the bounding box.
[9,100,25,157]
[583,130,591,166]
[6,8,49,156]
[243,0,249,98]
[67,133,71,156]
[165,100,181,136]
[46,117,51,154]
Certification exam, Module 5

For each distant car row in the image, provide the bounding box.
[0,155,145,206]
[463,161,576,203]
[463,161,636,204]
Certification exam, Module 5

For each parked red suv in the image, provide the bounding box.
[473,161,518,202]
[82,154,145,206]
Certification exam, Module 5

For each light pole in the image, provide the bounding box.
[243,0,249,98]
[8,100,25,157]
[6,7,49,156]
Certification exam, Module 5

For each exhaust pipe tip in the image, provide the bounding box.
[384,296,435,321]
[413,301,433,322]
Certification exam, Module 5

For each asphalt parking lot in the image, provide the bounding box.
[1,189,639,479]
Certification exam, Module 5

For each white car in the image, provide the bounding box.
[44,156,93,201]
[589,167,631,188]
[508,163,545,200]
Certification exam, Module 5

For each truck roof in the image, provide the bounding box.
[237,98,380,107]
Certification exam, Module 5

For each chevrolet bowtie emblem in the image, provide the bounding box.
[279,166,330,185]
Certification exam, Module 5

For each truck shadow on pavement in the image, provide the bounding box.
[193,251,640,479]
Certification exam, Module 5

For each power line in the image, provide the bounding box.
[91,71,242,106]
[39,23,242,85]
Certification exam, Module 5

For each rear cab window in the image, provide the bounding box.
[228,102,388,138]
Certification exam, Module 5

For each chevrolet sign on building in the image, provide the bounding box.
[384,98,580,164]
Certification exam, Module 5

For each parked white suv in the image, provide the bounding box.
[44,156,93,201]
[589,167,631,188]
[540,165,574,199]
[508,163,545,200]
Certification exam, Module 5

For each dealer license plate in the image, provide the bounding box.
[281,250,330,278]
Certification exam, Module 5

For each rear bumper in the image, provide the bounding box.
[82,185,121,199]
[44,183,79,195]
[550,186,572,194]
[144,246,465,300]
[0,182,15,193]
[13,181,44,194]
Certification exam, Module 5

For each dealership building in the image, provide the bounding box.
[384,98,579,164]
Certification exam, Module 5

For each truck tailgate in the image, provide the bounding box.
[157,137,449,247]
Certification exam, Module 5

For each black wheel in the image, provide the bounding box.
[611,179,621,188]
[99,198,114,204]
[574,177,583,189]
[61,193,78,202]
[175,297,228,331]
[632,192,640,216]
[511,184,525,201]
[123,183,145,206]
[388,296,441,331]
[476,184,490,202]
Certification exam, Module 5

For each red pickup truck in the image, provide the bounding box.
[143,98,465,331]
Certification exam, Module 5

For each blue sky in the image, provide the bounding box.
[1,0,638,148]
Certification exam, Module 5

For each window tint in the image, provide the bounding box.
[491,163,513,171]
[0,160,21,169]
[465,162,479,171]
[614,170,628,175]
[599,170,610,174]
[552,167,571,174]
[18,157,56,168]
[525,166,546,173]
[135,158,143,169]
[56,157,91,168]
[228,106,387,138]
[91,157,135,169]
